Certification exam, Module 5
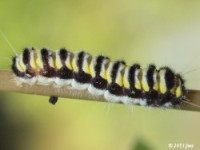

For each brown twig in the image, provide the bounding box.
[0,70,199,111]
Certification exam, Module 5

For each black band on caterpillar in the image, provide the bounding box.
[12,47,186,108]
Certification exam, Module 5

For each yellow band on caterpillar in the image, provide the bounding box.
[135,69,142,90]
[89,56,97,77]
[159,69,167,94]
[72,53,78,72]
[30,49,37,70]
[19,54,26,71]
[153,70,159,91]
[115,63,125,87]
[106,62,113,83]
[141,68,150,92]
[55,51,62,69]
[175,79,182,97]
[100,58,109,80]
[48,52,55,68]
[82,53,91,74]
[123,66,130,89]
[65,53,73,70]
[36,50,44,69]
[16,56,25,72]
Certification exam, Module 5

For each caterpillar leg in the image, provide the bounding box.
[88,84,106,95]
[49,96,58,105]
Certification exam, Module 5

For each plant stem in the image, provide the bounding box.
[0,70,199,111]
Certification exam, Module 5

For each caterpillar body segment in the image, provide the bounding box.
[141,65,159,105]
[122,64,143,104]
[71,51,92,90]
[36,48,56,85]
[55,48,73,87]
[104,61,126,103]
[12,48,186,107]
[88,55,110,95]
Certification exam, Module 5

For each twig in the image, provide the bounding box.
[0,71,104,101]
[0,70,199,111]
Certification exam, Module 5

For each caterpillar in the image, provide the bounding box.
[11,47,186,107]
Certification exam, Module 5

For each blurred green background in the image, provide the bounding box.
[0,0,200,150]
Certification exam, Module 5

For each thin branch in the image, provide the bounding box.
[0,71,104,101]
[0,70,199,112]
